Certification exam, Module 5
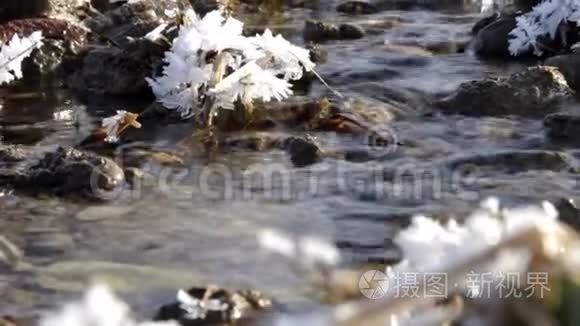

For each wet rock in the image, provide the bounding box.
[1,147,125,199]
[336,1,378,15]
[0,146,27,164]
[0,18,87,78]
[555,198,580,231]
[68,39,166,96]
[280,136,323,167]
[0,1,49,21]
[471,15,520,58]
[445,150,575,173]
[339,23,365,39]
[471,12,500,35]
[155,286,273,326]
[545,53,580,92]
[306,43,327,63]
[84,0,186,47]
[303,20,340,42]
[437,66,573,116]
[544,113,580,139]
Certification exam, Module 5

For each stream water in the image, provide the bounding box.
[1,0,578,320]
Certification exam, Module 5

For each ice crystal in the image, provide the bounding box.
[509,0,580,56]
[393,198,559,273]
[146,9,314,119]
[0,31,43,85]
[40,284,178,326]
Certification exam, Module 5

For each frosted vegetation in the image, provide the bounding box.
[0,31,43,85]
[509,0,580,55]
[146,9,315,119]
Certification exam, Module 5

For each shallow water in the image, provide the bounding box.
[1,0,578,319]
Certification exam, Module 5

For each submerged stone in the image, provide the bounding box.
[336,1,378,15]
[303,20,340,42]
[445,150,575,174]
[544,113,580,139]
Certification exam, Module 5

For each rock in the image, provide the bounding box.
[437,66,573,116]
[0,1,49,21]
[545,53,580,92]
[0,146,27,164]
[280,136,323,167]
[155,286,273,326]
[0,18,87,78]
[84,0,185,47]
[471,12,500,35]
[339,23,365,39]
[471,15,520,58]
[336,1,378,15]
[544,113,580,139]
[555,198,580,231]
[1,146,125,199]
[445,150,575,173]
[68,39,166,96]
[305,43,327,63]
[303,20,340,42]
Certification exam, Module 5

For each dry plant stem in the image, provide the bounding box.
[203,51,231,127]
[333,227,546,326]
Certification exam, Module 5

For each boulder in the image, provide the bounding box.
[437,66,573,116]
[545,52,580,92]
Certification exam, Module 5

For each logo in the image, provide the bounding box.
[359,270,389,299]
[366,127,398,157]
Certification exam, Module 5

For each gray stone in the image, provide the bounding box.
[303,20,340,42]
[545,52,580,92]
[544,113,580,139]
[339,23,365,39]
[437,66,573,116]
[336,1,378,15]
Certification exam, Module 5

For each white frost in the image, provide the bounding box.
[509,0,580,56]
[147,9,315,119]
[40,284,178,326]
[0,31,43,85]
[392,198,559,273]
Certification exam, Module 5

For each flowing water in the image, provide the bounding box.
[1,0,577,319]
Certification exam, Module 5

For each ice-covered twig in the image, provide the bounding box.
[102,110,142,143]
[147,9,320,124]
[509,0,580,56]
[0,31,43,85]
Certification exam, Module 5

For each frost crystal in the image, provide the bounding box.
[393,198,559,273]
[0,31,43,85]
[40,284,178,326]
[509,0,580,56]
[147,9,314,119]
